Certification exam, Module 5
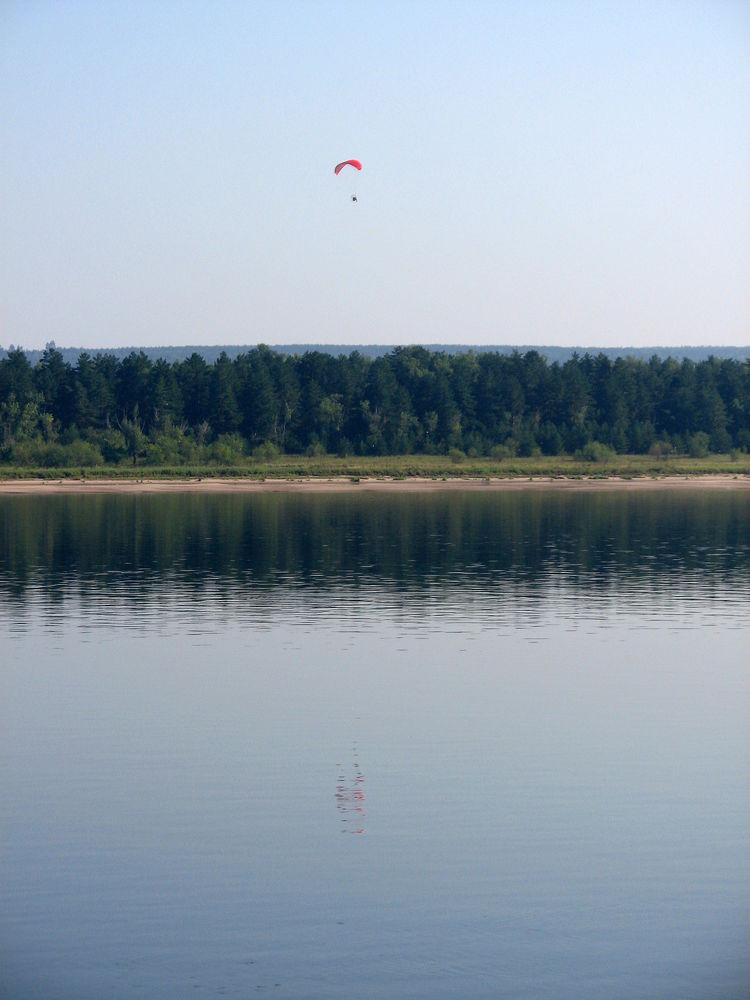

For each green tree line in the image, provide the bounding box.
[1,345,748,467]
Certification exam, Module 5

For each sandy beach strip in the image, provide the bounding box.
[1,475,749,494]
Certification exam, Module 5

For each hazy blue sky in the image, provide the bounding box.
[2,1,748,350]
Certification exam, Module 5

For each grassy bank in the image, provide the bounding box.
[1,453,749,482]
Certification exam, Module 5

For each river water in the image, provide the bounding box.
[1,489,748,999]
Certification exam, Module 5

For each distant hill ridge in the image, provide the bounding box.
[2,343,749,366]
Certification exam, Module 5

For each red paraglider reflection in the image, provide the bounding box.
[335,741,366,834]
[334,159,362,175]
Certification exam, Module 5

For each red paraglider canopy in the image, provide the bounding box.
[334,159,362,175]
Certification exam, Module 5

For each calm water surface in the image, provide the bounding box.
[1,490,749,999]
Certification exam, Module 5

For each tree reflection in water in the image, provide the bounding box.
[1,491,749,611]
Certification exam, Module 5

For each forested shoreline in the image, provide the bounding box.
[1,345,748,468]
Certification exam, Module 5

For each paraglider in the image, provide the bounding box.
[335,159,362,203]
[334,159,362,175]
